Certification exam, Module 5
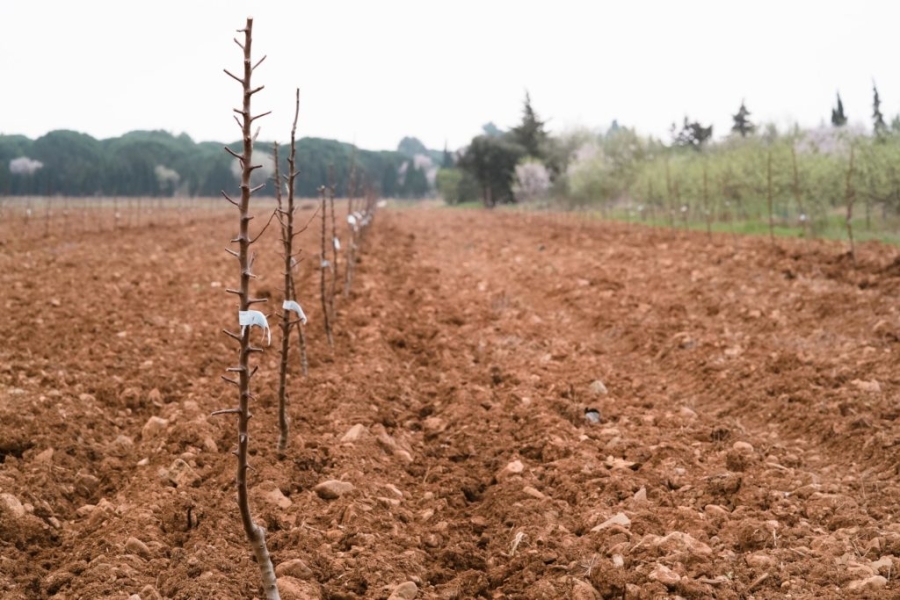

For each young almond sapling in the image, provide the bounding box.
[274,88,310,453]
[319,184,335,348]
[212,17,280,599]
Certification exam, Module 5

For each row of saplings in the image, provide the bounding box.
[218,17,378,599]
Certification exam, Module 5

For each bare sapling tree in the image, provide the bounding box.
[213,17,280,599]
[766,149,775,246]
[664,158,675,230]
[344,197,361,297]
[790,145,810,241]
[328,166,339,323]
[702,161,712,241]
[844,144,857,262]
[319,184,335,348]
[274,89,309,454]
[343,161,358,298]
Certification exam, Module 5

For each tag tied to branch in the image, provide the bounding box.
[282,300,307,325]
[238,310,271,345]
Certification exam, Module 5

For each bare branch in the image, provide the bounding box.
[211,408,242,417]
[249,208,278,244]
[223,68,243,84]
[225,147,243,161]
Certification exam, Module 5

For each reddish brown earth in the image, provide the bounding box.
[2,206,900,600]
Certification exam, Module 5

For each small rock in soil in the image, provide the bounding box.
[314,480,354,500]
[125,536,151,559]
[679,406,698,420]
[388,581,418,599]
[75,471,100,496]
[110,434,135,456]
[142,416,169,441]
[591,512,631,532]
[571,579,600,600]
[588,380,608,396]
[278,576,321,600]
[870,556,894,575]
[0,493,26,519]
[584,408,601,424]
[649,563,682,587]
[745,553,775,569]
[140,585,162,600]
[340,423,367,443]
[276,558,314,580]
[522,485,546,500]
[633,486,647,502]
[263,486,293,509]
[846,575,887,592]
[851,379,881,393]
[166,458,198,487]
[732,441,754,454]
[654,531,712,558]
[496,459,525,481]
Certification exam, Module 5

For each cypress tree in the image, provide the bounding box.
[731,100,755,137]
[872,82,887,137]
[831,92,848,127]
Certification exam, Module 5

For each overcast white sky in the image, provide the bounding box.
[3,1,899,151]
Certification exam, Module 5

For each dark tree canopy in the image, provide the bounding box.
[731,100,755,137]
[672,117,713,150]
[831,93,848,127]
[0,129,424,198]
[458,135,525,207]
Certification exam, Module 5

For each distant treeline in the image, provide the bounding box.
[0,129,432,198]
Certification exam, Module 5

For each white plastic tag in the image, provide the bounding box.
[333,237,341,251]
[238,310,271,345]
[282,300,307,324]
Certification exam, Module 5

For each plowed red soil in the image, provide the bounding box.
[2,206,900,600]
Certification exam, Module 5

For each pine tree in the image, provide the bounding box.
[731,100,755,137]
[831,92,848,127]
[441,143,454,169]
[511,91,549,160]
[872,82,887,137]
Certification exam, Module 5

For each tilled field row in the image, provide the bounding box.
[1,208,899,599]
